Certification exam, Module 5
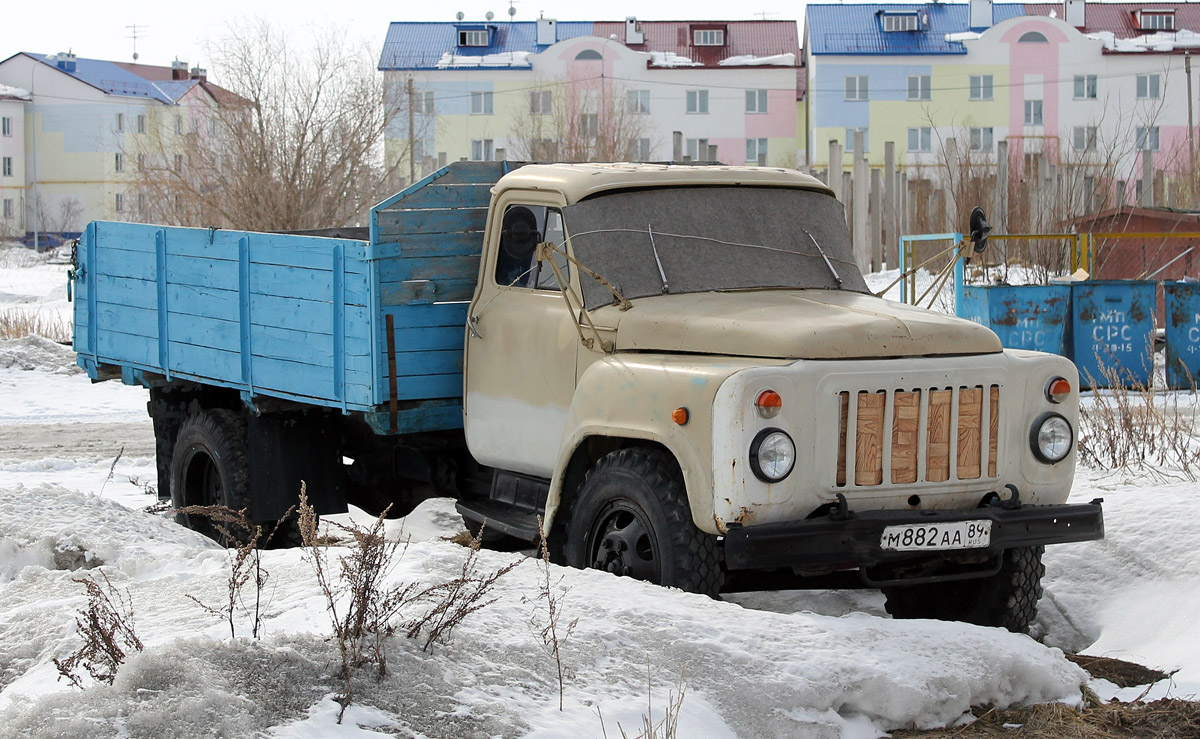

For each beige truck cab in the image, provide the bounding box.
[458,163,1102,632]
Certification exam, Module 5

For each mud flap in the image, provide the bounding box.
[247,411,344,521]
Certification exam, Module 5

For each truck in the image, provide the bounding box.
[72,161,1103,633]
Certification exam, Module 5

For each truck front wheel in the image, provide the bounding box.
[169,409,251,545]
[566,448,722,597]
[882,545,1045,633]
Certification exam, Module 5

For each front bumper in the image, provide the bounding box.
[722,499,1104,572]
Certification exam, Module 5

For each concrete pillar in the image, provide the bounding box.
[996,140,1009,234]
[853,131,870,272]
[870,167,883,271]
[884,141,898,269]
[829,140,844,203]
[673,131,682,161]
[1140,150,1154,207]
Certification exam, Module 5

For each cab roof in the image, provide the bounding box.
[493,162,833,204]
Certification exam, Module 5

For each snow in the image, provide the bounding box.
[647,51,702,68]
[1086,29,1200,54]
[718,53,796,67]
[435,51,531,68]
[1,247,1197,737]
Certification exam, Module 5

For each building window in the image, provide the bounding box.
[629,138,651,160]
[459,29,489,47]
[137,154,145,170]
[883,13,919,32]
[1018,31,1048,43]
[1140,11,1175,31]
[174,154,183,170]
[574,49,602,60]
[627,89,650,114]
[0,117,10,137]
[907,74,931,101]
[115,193,124,212]
[845,76,868,101]
[414,90,435,115]
[969,127,994,151]
[115,113,124,132]
[1074,75,1097,99]
[745,89,768,113]
[1137,74,1161,99]
[529,90,552,115]
[581,113,599,138]
[693,29,725,46]
[686,89,709,114]
[138,193,147,212]
[1024,99,1043,126]
[2,199,12,219]
[174,115,183,134]
[470,91,494,115]
[907,127,932,152]
[137,114,146,134]
[1,157,11,177]
[745,138,768,164]
[1136,126,1160,151]
[1073,126,1097,151]
[471,139,494,161]
[115,153,124,172]
[845,127,869,152]
[969,74,993,101]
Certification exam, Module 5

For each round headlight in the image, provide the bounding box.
[750,428,796,482]
[1030,413,1073,464]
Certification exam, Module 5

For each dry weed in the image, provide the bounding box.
[525,516,578,711]
[53,570,144,688]
[598,664,688,739]
[0,309,72,342]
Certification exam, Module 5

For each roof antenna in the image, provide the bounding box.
[126,23,148,62]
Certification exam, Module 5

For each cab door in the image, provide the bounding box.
[463,192,579,478]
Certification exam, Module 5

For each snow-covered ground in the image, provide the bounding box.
[0,250,1196,738]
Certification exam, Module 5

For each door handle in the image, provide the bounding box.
[467,314,482,339]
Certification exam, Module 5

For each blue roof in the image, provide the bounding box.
[23,53,199,103]
[806,3,1027,55]
[379,21,598,70]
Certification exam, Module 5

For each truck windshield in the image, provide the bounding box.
[562,186,868,310]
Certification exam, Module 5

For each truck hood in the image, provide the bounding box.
[595,290,1002,359]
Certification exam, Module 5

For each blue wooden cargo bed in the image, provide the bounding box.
[73,161,519,434]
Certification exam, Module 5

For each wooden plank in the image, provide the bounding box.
[383,183,494,211]
[836,391,848,487]
[97,329,158,368]
[926,389,952,482]
[164,228,241,262]
[378,255,481,284]
[390,324,464,353]
[96,244,157,280]
[855,391,885,486]
[369,232,484,260]
[393,372,462,401]
[167,253,239,289]
[168,313,240,354]
[989,386,1000,478]
[248,238,368,273]
[167,284,239,322]
[94,274,158,311]
[376,207,488,237]
[957,387,982,480]
[380,278,476,305]
[96,301,158,339]
[248,294,370,336]
[249,262,370,305]
[390,349,463,376]
[890,391,919,484]
[167,340,240,381]
[383,302,469,329]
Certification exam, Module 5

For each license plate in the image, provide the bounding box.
[880,520,992,552]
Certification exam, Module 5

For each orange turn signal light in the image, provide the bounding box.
[672,407,690,425]
[1046,377,1072,404]
[755,390,782,419]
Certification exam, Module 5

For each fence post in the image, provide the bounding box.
[870,167,883,271]
[884,141,897,269]
[829,140,844,204]
[853,130,870,272]
[1140,150,1154,207]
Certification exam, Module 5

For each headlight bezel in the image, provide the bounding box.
[1030,412,1073,464]
[749,427,796,482]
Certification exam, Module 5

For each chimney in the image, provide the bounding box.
[189,66,207,80]
[1064,0,1086,28]
[54,51,77,73]
[171,59,188,80]
[969,0,993,30]
[537,16,557,46]
[625,16,644,44]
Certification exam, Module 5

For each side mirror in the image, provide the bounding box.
[969,206,991,254]
[500,206,540,260]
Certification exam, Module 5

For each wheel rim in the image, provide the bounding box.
[587,500,660,582]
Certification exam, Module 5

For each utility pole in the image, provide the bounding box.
[1187,52,1195,163]
[407,76,415,184]
[30,63,39,252]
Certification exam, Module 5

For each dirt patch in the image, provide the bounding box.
[893,656,1197,738]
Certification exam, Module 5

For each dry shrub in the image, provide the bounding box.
[890,699,1200,738]
[296,483,518,722]
[526,516,578,711]
[53,570,144,688]
[598,665,688,739]
[180,504,293,640]
[0,309,72,342]
[1077,363,1200,480]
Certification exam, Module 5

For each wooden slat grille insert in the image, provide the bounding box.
[855,392,885,485]
[836,384,1001,487]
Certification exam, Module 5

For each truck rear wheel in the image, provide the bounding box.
[566,448,722,597]
[170,409,251,545]
[882,545,1045,633]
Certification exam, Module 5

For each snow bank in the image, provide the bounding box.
[718,53,796,67]
[0,336,79,374]
[1087,29,1200,53]
[648,51,702,68]
[435,51,531,68]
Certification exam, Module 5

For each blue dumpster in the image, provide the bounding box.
[1070,280,1156,389]
[959,284,1071,356]
[1164,281,1200,390]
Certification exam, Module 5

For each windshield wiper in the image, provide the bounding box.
[647,224,669,294]
[801,227,842,287]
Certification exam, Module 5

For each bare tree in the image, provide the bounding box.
[506,78,652,162]
[132,20,412,230]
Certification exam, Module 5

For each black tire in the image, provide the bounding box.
[566,448,723,597]
[882,546,1045,633]
[170,409,252,545]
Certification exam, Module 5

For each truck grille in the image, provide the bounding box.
[835,385,1000,487]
